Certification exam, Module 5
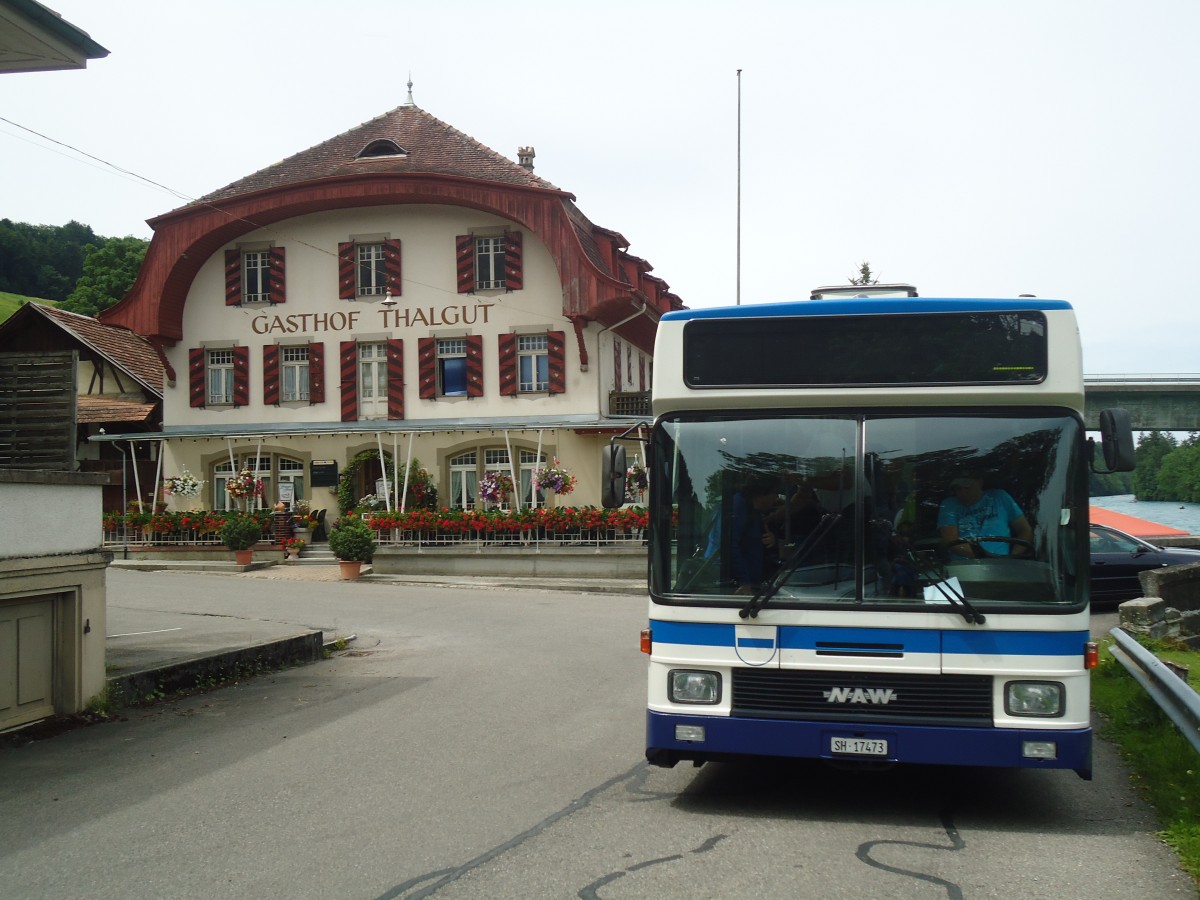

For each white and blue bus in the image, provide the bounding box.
[603,287,1134,779]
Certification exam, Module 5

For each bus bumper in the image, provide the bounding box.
[646,711,1093,779]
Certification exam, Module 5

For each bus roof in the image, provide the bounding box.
[662,297,1073,322]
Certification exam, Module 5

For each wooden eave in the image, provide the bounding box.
[100,172,675,346]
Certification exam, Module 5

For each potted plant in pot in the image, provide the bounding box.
[283,537,305,559]
[221,513,264,565]
[328,516,375,580]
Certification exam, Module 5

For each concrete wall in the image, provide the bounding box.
[0,470,110,725]
[374,545,646,579]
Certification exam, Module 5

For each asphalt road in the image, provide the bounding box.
[0,571,1190,899]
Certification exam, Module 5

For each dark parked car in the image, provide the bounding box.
[1089,524,1200,605]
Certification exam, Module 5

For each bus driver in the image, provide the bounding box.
[937,472,1033,558]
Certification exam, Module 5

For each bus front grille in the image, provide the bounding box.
[731,669,993,727]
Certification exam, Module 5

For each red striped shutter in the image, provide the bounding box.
[386,338,404,419]
[383,239,402,296]
[503,231,523,291]
[613,339,623,392]
[308,342,325,404]
[224,250,241,306]
[547,330,566,394]
[417,337,437,399]
[338,241,356,300]
[268,247,286,304]
[465,334,484,398]
[263,345,280,406]
[339,340,357,421]
[232,346,250,407]
[497,333,517,396]
[455,235,474,294]
[189,348,206,407]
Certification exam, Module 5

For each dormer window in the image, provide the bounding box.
[356,139,407,159]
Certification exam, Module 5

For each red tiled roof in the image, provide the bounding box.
[76,395,157,424]
[184,104,561,209]
[35,305,164,395]
[1089,506,1188,538]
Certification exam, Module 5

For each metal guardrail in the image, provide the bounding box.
[1086,374,1200,384]
[1108,627,1200,753]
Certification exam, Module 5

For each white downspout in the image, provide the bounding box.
[594,300,653,420]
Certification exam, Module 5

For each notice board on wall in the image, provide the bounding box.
[311,460,338,487]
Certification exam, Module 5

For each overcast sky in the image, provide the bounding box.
[3,0,1197,375]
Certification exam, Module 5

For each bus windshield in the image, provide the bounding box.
[652,411,1087,610]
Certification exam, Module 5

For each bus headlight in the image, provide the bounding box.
[1005,681,1064,717]
[669,670,721,704]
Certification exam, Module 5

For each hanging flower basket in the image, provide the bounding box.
[625,462,649,501]
[164,468,204,498]
[479,471,514,504]
[225,469,264,500]
[535,460,576,495]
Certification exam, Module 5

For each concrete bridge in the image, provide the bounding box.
[1084,376,1200,430]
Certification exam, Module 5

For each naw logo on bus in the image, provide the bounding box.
[823,686,896,705]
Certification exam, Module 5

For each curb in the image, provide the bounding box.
[107,632,326,704]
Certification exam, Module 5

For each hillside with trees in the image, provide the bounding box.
[1133,431,1200,502]
[0,219,146,316]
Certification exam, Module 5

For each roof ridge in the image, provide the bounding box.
[189,102,559,209]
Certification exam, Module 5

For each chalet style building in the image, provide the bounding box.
[97,98,681,514]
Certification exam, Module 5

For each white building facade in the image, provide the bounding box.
[99,102,679,517]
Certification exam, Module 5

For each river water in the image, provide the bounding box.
[1090,494,1200,534]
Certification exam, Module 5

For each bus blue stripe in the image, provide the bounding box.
[651,621,1087,657]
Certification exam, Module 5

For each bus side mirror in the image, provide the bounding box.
[1094,407,1136,473]
[601,444,627,508]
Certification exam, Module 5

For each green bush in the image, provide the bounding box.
[220,514,264,551]
[328,516,376,562]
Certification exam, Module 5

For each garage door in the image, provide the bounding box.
[0,598,55,731]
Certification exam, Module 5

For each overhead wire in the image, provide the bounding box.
[0,114,571,320]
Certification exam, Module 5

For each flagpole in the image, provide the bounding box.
[736,68,742,306]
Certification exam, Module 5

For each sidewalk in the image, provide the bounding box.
[104,559,644,703]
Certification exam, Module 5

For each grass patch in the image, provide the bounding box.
[1093,636,1200,879]
[0,292,57,324]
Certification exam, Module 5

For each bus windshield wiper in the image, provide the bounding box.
[903,549,986,625]
[740,513,841,619]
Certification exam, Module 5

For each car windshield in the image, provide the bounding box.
[651,411,1087,610]
[1090,527,1149,554]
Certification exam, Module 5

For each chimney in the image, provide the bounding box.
[518,146,536,170]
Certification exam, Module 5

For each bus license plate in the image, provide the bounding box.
[831,737,888,756]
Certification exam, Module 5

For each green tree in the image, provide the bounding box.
[848,262,879,285]
[1132,430,1178,500]
[0,219,99,300]
[61,236,148,316]
[1155,434,1200,502]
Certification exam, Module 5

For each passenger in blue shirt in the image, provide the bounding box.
[937,473,1033,558]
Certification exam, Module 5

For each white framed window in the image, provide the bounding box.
[281,346,310,402]
[474,236,505,290]
[277,457,305,507]
[445,447,547,509]
[517,335,549,392]
[243,251,270,303]
[358,341,388,419]
[438,338,468,397]
[207,349,234,405]
[357,242,387,295]
[213,455,272,511]
[449,451,478,510]
[519,449,547,506]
